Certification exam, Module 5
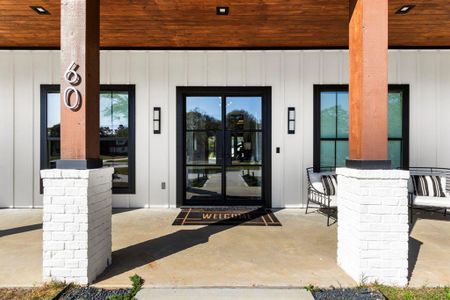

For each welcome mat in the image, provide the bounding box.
[172,208,281,226]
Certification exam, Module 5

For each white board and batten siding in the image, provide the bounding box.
[0,50,449,208]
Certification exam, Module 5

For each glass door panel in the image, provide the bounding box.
[183,93,267,206]
[229,132,262,165]
[185,96,223,203]
[225,96,263,203]
[186,131,222,165]
[226,166,262,201]
[186,166,222,202]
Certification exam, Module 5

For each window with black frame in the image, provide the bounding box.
[313,85,409,171]
[40,85,135,194]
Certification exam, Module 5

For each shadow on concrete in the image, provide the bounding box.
[0,223,42,238]
[409,210,450,233]
[305,206,337,226]
[408,237,422,281]
[407,210,449,281]
[112,208,141,215]
[96,208,275,282]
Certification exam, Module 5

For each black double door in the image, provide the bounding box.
[177,87,271,207]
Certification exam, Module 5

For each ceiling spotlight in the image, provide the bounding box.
[30,6,50,15]
[216,7,229,15]
[395,5,415,14]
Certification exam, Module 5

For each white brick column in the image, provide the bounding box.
[336,168,410,286]
[41,168,114,285]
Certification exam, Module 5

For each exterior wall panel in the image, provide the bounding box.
[129,51,149,208]
[0,51,14,207]
[13,52,34,207]
[0,50,449,208]
[148,51,170,208]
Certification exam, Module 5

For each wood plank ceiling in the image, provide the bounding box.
[1,0,449,48]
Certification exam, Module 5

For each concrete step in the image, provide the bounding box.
[135,287,314,300]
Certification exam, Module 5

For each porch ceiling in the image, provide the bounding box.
[1,0,449,49]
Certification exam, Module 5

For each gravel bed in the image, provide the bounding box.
[313,288,385,300]
[57,286,131,300]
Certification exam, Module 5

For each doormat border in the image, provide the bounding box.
[172,207,281,226]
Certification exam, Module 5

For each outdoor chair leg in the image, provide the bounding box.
[409,206,413,224]
[305,198,310,214]
[327,206,331,226]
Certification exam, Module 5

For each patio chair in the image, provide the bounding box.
[306,167,337,226]
[408,167,450,223]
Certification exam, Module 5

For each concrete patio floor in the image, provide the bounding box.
[0,208,449,288]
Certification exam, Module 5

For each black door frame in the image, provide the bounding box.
[176,86,272,207]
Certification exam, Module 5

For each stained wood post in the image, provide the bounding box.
[57,0,101,169]
[347,0,390,169]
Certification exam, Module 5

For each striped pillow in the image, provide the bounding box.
[321,175,337,196]
[411,175,446,197]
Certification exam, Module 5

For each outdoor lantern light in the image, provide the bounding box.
[153,107,161,134]
[288,107,295,134]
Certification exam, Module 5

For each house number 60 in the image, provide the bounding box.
[63,61,81,110]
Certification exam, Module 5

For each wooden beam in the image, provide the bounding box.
[348,0,390,169]
[58,0,101,169]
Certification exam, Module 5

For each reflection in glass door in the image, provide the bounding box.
[225,97,262,202]
[185,96,223,203]
[178,87,271,207]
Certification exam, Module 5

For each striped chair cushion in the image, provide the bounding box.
[411,175,446,197]
[321,175,337,196]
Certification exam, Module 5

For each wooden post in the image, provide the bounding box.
[347,0,390,169]
[57,0,101,169]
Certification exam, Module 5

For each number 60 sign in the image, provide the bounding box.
[63,61,81,110]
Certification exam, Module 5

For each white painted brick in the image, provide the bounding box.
[78,259,88,268]
[65,205,79,214]
[41,169,62,178]
[52,232,74,241]
[66,187,87,196]
[74,250,88,259]
[71,269,87,277]
[74,214,88,223]
[52,214,74,223]
[45,205,65,214]
[74,232,88,241]
[74,179,89,187]
[337,168,409,287]
[52,197,74,205]
[51,268,71,277]
[65,260,79,268]
[52,250,74,260]
[43,232,52,241]
[72,198,88,206]
[64,223,79,232]
[44,187,65,196]
[44,222,64,232]
[43,196,52,205]
[43,242,65,251]
[43,168,113,285]
[47,260,65,268]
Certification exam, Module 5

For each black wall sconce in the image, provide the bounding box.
[153,107,161,134]
[288,107,295,134]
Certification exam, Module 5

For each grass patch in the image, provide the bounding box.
[0,281,66,300]
[107,274,144,300]
[372,284,450,300]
